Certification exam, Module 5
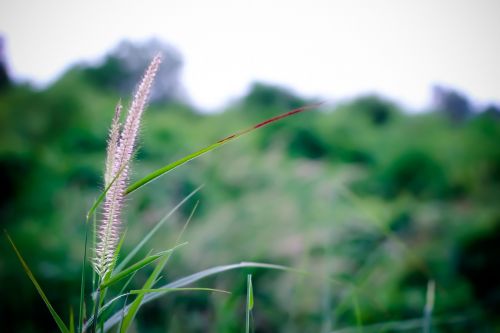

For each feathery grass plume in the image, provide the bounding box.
[94,54,162,277]
[104,102,123,187]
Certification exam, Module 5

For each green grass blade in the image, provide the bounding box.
[126,142,223,194]
[69,308,75,333]
[246,274,254,333]
[129,287,231,295]
[4,231,70,333]
[247,275,254,310]
[101,243,187,290]
[115,185,202,273]
[126,104,320,195]
[119,250,168,332]
[352,291,363,333]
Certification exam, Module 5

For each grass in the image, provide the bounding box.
[5,55,324,333]
[4,53,482,333]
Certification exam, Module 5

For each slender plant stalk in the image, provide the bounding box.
[90,281,101,333]
[246,274,254,333]
[78,214,91,333]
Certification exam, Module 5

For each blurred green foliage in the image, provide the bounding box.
[0,53,499,333]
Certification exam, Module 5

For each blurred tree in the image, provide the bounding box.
[348,95,399,125]
[481,104,500,120]
[83,39,186,103]
[379,150,449,199]
[243,82,305,113]
[432,85,473,122]
[287,127,328,159]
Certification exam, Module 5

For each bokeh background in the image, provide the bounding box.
[1,1,499,332]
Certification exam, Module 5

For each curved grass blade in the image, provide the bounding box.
[97,259,355,332]
[115,186,202,273]
[101,243,187,290]
[101,262,299,331]
[126,104,321,195]
[4,231,70,333]
[129,287,231,295]
[84,292,130,329]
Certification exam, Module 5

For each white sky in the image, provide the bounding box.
[0,0,499,111]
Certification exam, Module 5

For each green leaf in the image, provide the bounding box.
[119,251,167,332]
[126,104,320,194]
[101,243,187,290]
[4,231,70,333]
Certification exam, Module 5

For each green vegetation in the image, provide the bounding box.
[0,49,499,332]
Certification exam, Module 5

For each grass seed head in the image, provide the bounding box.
[93,54,162,277]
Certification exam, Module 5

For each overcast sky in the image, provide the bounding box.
[0,0,499,111]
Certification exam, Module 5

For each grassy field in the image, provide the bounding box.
[0,53,499,332]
